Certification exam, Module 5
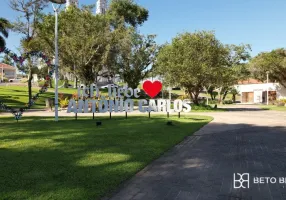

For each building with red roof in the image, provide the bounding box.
[0,63,17,82]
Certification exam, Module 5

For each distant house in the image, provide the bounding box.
[234,79,286,104]
[0,63,17,82]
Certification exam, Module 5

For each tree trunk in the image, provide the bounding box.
[48,68,53,88]
[232,94,236,103]
[193,92,200,105]
[222,91,228,101]
[188,88,200,106]
[28,69,33,103]
[49,78,53,88]
[218,87,222,104]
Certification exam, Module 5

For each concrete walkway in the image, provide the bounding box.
[107,106,286,200]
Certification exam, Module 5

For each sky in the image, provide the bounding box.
[0,0,286,56]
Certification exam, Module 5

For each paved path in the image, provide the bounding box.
[108,106,286,200]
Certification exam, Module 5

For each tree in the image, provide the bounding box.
[105,0,152,87]
[36,6,116,87]
[215,44,251,103]
[9,0,49,101]
[207,86,217,100]
[249,48,286,87]
[155,31,227,105]
[1,54,14,66]
[0,18,10,48]
[230,87,239,103]
[36,0,150,88]
[108,0,149,28]
[115,31,159,88]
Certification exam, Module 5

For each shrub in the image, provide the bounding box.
[208,99,218,104]
[72,93,78,100]
[275,99,286,106]
[223,100,233,104]
[191,103,215,111]
[59,97,69,108]
[177,95,189,100]
[2,77,8,83]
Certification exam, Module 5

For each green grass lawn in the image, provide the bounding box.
[0,86,54,109]
[0,86,108,109]
[260,105,286,111]
[0,115,212,200]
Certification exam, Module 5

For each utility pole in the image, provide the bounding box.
[266,71,269,105]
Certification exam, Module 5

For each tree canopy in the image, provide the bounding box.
[108,0,149,27]
[249,48,286,87]
[114,31,159,88]
[0,18,10,48]
[155,31,251,104]
[9,0,49,100]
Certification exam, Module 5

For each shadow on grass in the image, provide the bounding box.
[0,115,212,200]
[0,92,54,109]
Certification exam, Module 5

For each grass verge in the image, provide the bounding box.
[0,115,212,200]
[260,105,286,111]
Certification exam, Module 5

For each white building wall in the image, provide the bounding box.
[1,68,16,79]
[253,90,263,103]
[234,83,286,102]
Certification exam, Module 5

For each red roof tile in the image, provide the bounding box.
[0,63,16,70]
[238,78,263,84]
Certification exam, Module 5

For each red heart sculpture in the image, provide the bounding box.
[143,80,162,98]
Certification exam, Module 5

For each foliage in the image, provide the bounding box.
[0,54,14,66]
[207,86,218,100]
[279,98,286,104]
[155,31,251,105]
[208,99,218,104]
[274,99,286,106]
[72,92,79,100]
[59,97,69,108]
[215,44,251,103]
[64,77,69,88]
[115,31,159,88]
[229,87,239,102]
[36,6,120,86]
[249,48,286,87]
[155,31,227,105]
[223,100,233,104]
[9,0,49,101]
[191,103,220,111]
[108,0,149,27]
[2,77,8,83]
[0,18,10,48]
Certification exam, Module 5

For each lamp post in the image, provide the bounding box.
[49,0,66,121]
[266,71,269,105]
